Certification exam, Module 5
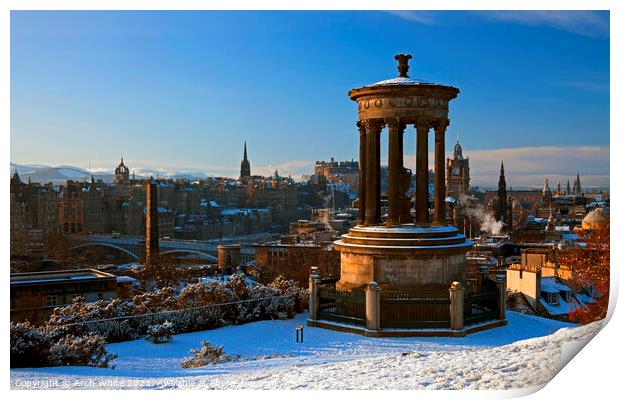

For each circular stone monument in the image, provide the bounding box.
[333,54,473,293]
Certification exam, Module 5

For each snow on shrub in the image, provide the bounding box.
[145,321,175,344]
[10,321,51,368]
[11,322,117,368]
[180,340,237,368]
[48,333,117,368]
[45,272,304,344]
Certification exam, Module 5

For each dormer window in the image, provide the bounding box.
[542,290,560,305]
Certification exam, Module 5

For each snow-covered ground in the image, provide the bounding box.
[11,311,602,390]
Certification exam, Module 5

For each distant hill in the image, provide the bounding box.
[9,163,212,184]
[10,163,114,184]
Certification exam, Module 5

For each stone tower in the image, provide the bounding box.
[542,178,552,204]
[574,173,582,195]
[145,178,159,265]
[218,244,241,275]
[446,140,470,199]
[493,162,512,229]
[240,142,251,180]
[115,157,130,184]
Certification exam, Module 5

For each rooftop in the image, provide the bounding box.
[11,268,116,286]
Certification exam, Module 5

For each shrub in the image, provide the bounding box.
[145,321,175,344]
[48,333,117,368]
[10,322,51,368]
[45,272,303,344]
[180,340,237,368]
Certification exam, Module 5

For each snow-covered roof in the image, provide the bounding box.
[540,277,572,293]
[368,76,428,86]
[539,297,577,316]
[116,276,139,284]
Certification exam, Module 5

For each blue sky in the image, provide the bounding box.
[10,11,610,187]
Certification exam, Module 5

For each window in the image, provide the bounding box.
[561,290,572,303]
[542,291,560,305]
[46,295,58,307]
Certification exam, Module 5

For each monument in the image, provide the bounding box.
[308,54,506,336]
[335,53,472,293]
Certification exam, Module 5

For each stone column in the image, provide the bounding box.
[496,276,507,320]
[433,120,448,226]
[415,120,431,226]
[375,124,381,223]
[357,121,366,225]
[398,125,413,223]
[364,121,381,225]
[145,177,159,266]
[308,266,321,321]
[365,281,381,331]
[387,119,401,225]
[449,281,464,331]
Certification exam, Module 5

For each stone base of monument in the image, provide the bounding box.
[333,224,473,292]
[308,224,506,336]
[307,318,508,338]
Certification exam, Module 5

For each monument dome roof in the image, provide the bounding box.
[581,207,609,230]
[368,76,429,87]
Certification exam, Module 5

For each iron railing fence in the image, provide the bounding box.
[317,284,366,327]
[464,285,500,326]
[380,292,451,329]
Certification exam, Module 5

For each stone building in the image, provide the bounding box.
[255,238,340,285]
[446,140,470,199]
[114,157,130,185]
[10,171,60,245]
[58,181,84,234]
[10,269,119,324]
[81,178,105,234]
[314,158,360,194]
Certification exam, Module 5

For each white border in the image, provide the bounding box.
[2,2,616,400]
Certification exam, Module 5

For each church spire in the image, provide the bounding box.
[498,162,507,193]
[574,173,582,195]
[240,141,251,180]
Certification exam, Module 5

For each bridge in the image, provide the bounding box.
[68,233,273,263]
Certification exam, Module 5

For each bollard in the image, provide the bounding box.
[366,281,381,331]
[495,275,507,320]
[449,281,464,331]
[296,325,304,343]
[309,266,321,321]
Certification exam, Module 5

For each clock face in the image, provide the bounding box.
[451,167,460,176]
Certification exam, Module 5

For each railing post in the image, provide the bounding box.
[366,281,381,331]
[449,281,464,330]
[495,275,506,320]
[309,266,321,321]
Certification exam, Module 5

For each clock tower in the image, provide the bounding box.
[446,140,470,198]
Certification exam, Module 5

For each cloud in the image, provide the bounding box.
[400,145,609,188]
[553,81,609,93]
[385,11,436,25]
[476,10,609,38]
[387,10,609,38]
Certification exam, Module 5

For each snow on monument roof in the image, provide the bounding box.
[368,76,429,86]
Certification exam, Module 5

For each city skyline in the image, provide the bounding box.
[10,10,610,187]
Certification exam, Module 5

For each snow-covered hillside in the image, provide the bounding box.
[11,311,602,390]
